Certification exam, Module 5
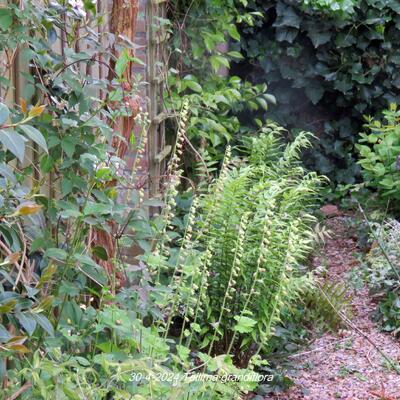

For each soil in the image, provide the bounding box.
[265,215,400,400]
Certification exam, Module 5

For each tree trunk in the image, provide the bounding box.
[92,0,140,286]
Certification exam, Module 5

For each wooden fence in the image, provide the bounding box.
[0,0,167,197]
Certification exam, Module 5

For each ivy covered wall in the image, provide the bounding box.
[233,0,400,184]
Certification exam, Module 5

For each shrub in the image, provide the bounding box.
[356,104,400,203]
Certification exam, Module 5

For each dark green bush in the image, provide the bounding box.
[234,0,400,184]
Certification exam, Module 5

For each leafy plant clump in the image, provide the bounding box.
[361,219,400,334]
[154,123,324,365]
[357,104,400,204]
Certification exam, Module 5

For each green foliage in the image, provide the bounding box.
[302,0,357,15]
[361,219,400,334]
[303,281,352,331]
[157,124,323,359]
[0,1,196,398]
[356,104,400,203]
[236,0,400,184]
[167,0,274,166]
[0,0,149,352]
[0,1,328,398]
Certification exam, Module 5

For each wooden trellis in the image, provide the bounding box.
[147,0,168,197]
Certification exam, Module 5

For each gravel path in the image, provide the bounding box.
[267,216,400,400]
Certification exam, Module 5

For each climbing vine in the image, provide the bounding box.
[234,0,400,184]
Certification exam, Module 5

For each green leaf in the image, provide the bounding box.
[274,4,300,28]
[92,245,108,261]
[40,155,54,173]
[115,55,128,78]
[256,98,269,111]
[32,314,54,336]
[185,81,202,93]
[0,9,12,31]
[210,55,230,72]
[0,300,16,313]
[15,312,37,336]
[0,129,26,162]
[227,24,240,41]
[0,103,9,125]
[83,202,112,216]
[0,163,16,183]
[62,385,81,400]
[264,93,277,105]
[45,248,68,261]
[305,85,325,105]
[176,345,190,361]
[233,316,257,333]
[74,254,107,286]
[0,324,11,342]
[61,138,76,158]
[142,198,165,207]
[373,163,386,177]
[61,179,73,197]
[307,31,332,48]
[227,51,244,60]
[19,125,48,152]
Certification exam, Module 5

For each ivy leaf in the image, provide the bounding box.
[307,31,332,48]
[19,125,48,153]
[0,129,27,162]
[273,4,300,29]
[305,85,325,105]
[275,27,298,43]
